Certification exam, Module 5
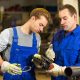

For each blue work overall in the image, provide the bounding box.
[3,27,38,80]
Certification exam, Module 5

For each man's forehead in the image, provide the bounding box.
[59,9,69,14]
[59,9,70,17]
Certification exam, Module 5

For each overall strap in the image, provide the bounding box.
[12,27,18,44]
[32,33,37,47]
[9,27,18,62]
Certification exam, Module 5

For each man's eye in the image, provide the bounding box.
[39,24,43,26]
[64,18,67,20]
[63,17,67,20]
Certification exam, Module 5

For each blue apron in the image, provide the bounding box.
[3,27,38,80]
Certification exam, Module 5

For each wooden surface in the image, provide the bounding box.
[0,75,3,80]
[35,69,51,80]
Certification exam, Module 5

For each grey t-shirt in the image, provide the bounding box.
[0,26,41,61]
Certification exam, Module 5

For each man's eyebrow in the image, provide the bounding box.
[60,16,67,19]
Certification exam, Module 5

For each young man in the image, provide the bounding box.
[0,8,51,80]
[47,4,80,80]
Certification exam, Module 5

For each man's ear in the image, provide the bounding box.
[31,16,36,20]
[73,14,77,19]
[73,14,77,22]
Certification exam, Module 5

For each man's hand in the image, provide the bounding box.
[1,61,22,75]
[45,44,55,61]
[46,63,66,76]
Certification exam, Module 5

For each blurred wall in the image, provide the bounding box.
[0,0,57,8]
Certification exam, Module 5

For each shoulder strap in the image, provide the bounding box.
[32,33,37,47]
[12,27,18,43]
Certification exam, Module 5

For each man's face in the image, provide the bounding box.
[59,9,77,31]
[31,16,48,33]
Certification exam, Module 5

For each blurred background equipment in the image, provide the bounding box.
[0,6,4,23]
[0,6,4,32]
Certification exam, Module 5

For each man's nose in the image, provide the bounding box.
[40,27,43,32]
[61,19,64,25]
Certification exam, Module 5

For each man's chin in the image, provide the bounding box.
[63,28,70,32]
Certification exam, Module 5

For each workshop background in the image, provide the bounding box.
[0,0,80,80]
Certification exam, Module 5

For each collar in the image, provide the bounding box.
[72,25,80,36]
[62,25,80,36]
